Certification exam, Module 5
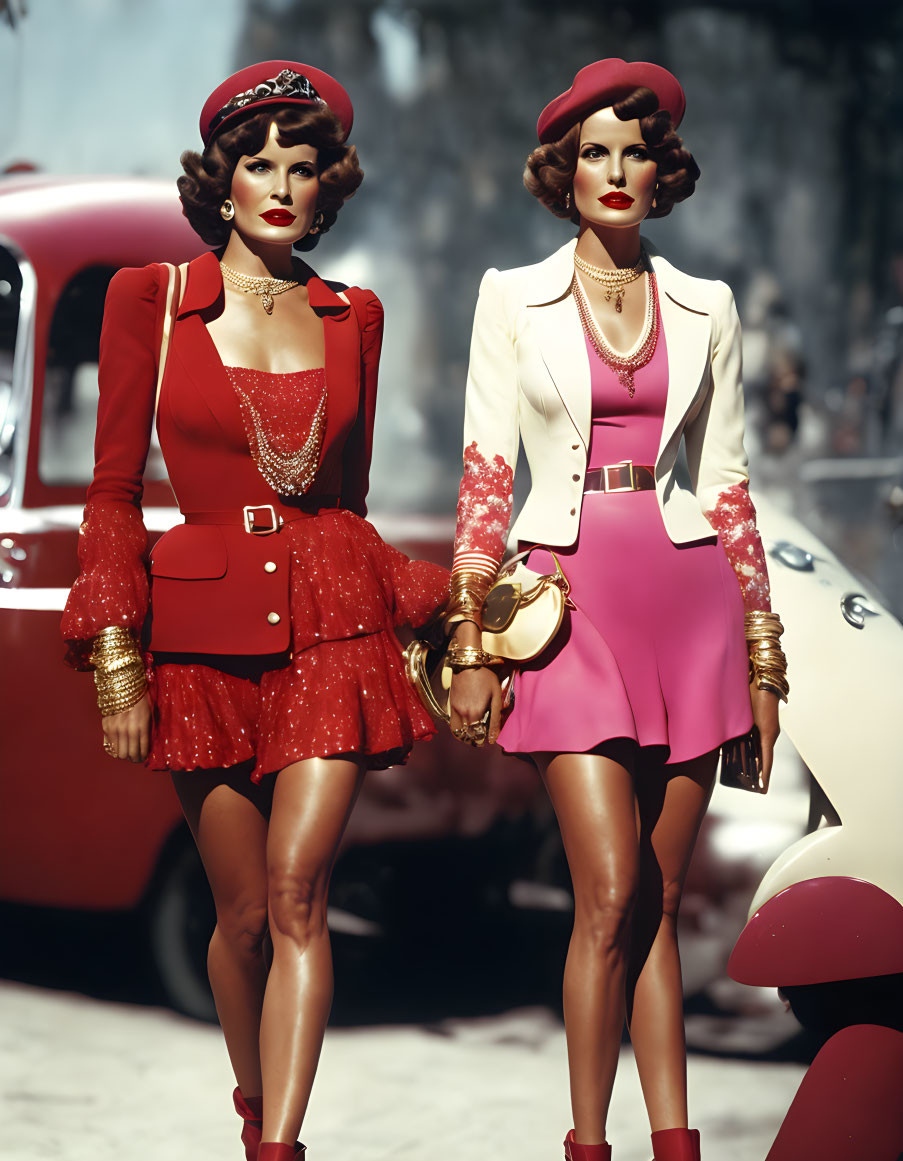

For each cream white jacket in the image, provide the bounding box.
[451,237,770,611]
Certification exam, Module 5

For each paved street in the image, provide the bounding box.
[1,981,805,1161]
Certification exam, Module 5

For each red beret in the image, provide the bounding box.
[537,58,686,144]
[200,60,353,147]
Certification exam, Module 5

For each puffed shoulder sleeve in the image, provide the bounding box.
[340,289,383,520]
[61,264,163,667]
[451,268,518,583]
[685,281,772,612]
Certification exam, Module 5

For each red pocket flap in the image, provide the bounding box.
[150,524,228,579]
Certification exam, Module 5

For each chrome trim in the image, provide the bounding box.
[0,233,37,511]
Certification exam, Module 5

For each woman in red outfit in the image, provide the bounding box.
[446,61,788,1161]
[62,62,447,1161]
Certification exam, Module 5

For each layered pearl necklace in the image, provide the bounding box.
[220,262,300,314]
[572,265,659,399]
[573,251,646,313]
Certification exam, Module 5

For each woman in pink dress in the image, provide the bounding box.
[446,60,789,1161]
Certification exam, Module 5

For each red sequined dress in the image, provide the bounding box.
[64,359,449,781]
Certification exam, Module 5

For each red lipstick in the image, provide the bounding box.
[259,209,297,226]
[599,192,635,209]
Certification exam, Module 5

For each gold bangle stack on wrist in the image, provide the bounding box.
[446,643,503,672]
[745,610,789,702]
[445,571,494,632]
[90,625,147,717]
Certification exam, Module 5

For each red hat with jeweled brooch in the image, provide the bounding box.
[537,58,686,144]
[199,60,354,147]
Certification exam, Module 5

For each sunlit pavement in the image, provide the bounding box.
[2,981,805,1161]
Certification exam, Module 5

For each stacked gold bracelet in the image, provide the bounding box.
[446,643,503,672]
[90,626,147,717]
[745,611,789,702]
[445,571,494,632]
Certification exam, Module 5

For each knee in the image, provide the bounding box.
[267,866,327,948]
[660,876,684,924]
[575,878,638,955]
[213,895,269,961]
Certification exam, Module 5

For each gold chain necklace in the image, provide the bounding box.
[220,262,300,315]
[573,252,646,313]
[572,271,659,398]
[227,369,327,495]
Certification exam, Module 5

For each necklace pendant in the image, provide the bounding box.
[615,291,623,313]
[262,293,274,314]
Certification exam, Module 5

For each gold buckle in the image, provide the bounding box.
[603,461,636,493]
[243,504,282,535]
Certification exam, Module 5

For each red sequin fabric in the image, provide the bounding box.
[704,480,772,612]
[62,500,150,669]
[149,506,448,779]
[452,440,514,577]
[225,366,326,496]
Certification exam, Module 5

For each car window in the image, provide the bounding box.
[38,266,168,487]
[0,244,22,503]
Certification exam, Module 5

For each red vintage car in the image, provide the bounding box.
[0,174,540,1018]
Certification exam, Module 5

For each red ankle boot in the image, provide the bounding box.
[232,1088,263,1161]
[257,1142,306,1160]
[650,1127,700,1161]
[564,1129,612,1160]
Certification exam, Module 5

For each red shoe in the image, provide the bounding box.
[257,1143,306,1160]
[564,1129,612,1160]
[650,1128,700,1161]
[232,1088,263,1161]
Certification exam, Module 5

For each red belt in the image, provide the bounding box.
[584,461,655,494]
[183,497,340,536]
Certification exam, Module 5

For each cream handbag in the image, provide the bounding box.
[403,549,572,724]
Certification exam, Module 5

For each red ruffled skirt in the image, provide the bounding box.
[145,508,448,780]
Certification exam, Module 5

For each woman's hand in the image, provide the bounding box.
[102,691,152,763]
[447,620,503,745]
[449,666,504,746]
[750,684,781,783]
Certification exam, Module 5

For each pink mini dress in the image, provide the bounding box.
[496,311,754,763]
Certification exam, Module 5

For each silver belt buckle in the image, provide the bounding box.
[243,504,282,535]
[603,460,636,493]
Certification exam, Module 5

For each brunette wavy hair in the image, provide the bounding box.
[524,86,699,222]
[178,105,363,248]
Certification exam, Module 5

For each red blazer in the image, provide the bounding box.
[68,250,384,657]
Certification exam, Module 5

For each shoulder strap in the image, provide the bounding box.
[155,261,187,414]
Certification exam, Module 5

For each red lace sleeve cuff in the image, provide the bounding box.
[704,481,772,613]
[61,499,150,668]
[451,441,514,578]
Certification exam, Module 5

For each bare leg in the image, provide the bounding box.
[260,755,365,1145]
[538,743,639,1145]
[628,749,718,1131]
[172,764,272,1099]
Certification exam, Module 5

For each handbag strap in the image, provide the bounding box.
[502,544,569,593]
[155,261,187,414]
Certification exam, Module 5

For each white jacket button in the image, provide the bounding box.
[267,612,281,625]
[264,561,277,573]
